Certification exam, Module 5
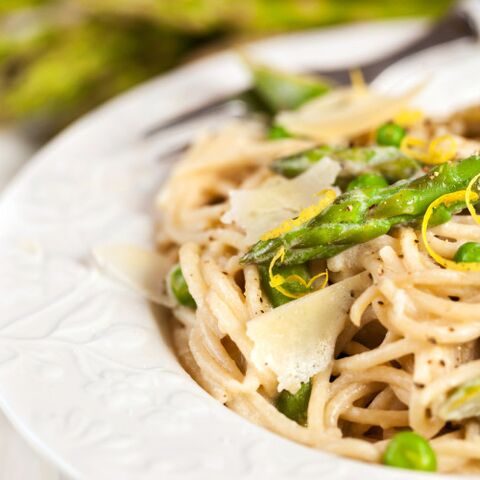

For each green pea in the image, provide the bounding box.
[383,432,437,472]
[376,123,406,147]
[258,263,311,308]
[268,124,292,140]
[346,173,389,191]
[454,242,480,263]
[275,380,312,425]
[169,264,196,309]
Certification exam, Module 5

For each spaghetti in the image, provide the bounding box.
[155,111,480,473]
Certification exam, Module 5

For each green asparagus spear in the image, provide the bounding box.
[370,155,480,218]
[249,62,330,112]
[267,124,292,140]
[346,173,388,191]
[0,18,192,134]
[271,146,420,183]
[276,380,312,425]
[272,146,334,178]
[243,156,480,266]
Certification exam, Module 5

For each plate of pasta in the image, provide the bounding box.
[0,19,480,480]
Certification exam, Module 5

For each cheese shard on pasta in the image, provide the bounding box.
[93,244,173,307]
[277,85,421,143]
[247,272,370,393]
[221,158,340,244]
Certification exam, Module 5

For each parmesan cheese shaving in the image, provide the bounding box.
[247,271,370,393]
[93,244,173,307]
[277,85,422,143]
[221,158,340,244]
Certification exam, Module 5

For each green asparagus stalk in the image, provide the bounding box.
[346,172,388,191]
[0,16,192,133]
[248,61,330,112]
[242,155,480,266]
[267,124,292,140]
[276,379,312,425]
[271,146,420,183]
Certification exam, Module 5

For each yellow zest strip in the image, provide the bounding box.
[349,68,367,94]
[261,189,337,241]
[400,134,457,165]
[400,136,428,162]
[425,134,457,165]
[465,172,480,225]
[422,190,480,271]
[394,109,424,127]
[268,246,328,299]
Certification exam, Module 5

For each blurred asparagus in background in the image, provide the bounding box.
[0,2,204,139]
[0,0,454,139]
[76,0,454,33]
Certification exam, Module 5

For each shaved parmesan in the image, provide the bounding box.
[221,158,340,244]
[93,244,173,307]
[277,85,422,143]
[247,272,370,393]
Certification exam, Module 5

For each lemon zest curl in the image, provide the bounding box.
[422,189,480,271]
[465,172,480,226]
[400,136,427,162]
[268,246,328,299]
[426,135,458,165]
[400,134,457,165]
[261,189,336,241]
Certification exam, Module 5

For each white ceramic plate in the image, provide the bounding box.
[0,20,479,480]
